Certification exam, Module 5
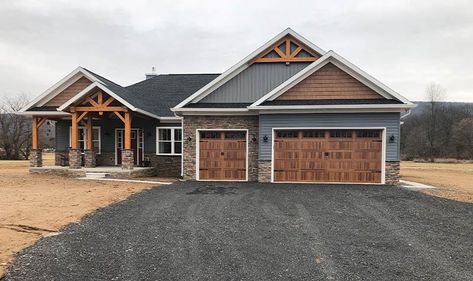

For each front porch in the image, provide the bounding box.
[29,165,156,179]
[29,89,149,173]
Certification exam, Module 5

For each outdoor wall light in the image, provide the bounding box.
[263,135,269,143]
[187,136,192,142]
[252,136,257,142]
[389,134,395,143]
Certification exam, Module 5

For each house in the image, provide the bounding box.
[18,28,415,184]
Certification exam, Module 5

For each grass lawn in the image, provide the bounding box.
[0,154,160,277]
[401,161,473,203]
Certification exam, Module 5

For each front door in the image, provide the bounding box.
[116,129,143,165]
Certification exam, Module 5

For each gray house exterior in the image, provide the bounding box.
[19,28,414,184]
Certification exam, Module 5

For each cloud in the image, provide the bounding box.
[0,0,472,101]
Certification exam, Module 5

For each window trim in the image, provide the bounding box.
[156,127,182,156]
[69,126,101,154]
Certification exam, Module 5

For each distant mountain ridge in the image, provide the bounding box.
[408,101,473,116]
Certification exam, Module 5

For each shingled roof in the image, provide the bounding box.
[125,74,219,116]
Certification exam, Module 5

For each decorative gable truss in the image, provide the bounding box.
[252,35,321,65]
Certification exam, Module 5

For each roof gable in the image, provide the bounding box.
[43,76,93,106]
[276,62,385,101]
[250,51,414,108]
[172,28,326,110]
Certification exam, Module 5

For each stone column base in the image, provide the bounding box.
[84,149,96,168]
[69,149,82,169]
[385,161,400,185]
[121,149,134,170]
[29,149,43,167]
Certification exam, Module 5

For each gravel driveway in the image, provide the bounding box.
[5,182,473,281]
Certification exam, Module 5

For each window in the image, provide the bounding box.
[156,127,182,155]
[302,130,325,138]
[276,130,299,138]
[69,126,101,154]
[356,130,380,138]
[330,130,352,138]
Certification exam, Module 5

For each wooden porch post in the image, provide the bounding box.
[86,114,93,150]
[124,112,131,150]
[30,116,43,167]
[71,112,78,149]
[32,117,38,150]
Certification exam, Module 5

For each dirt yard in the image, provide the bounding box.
[401,161,473,203]
[0,155,160,277]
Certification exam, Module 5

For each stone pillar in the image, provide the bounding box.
[84,149,96,168]
[385,161,400,185]
[29,149,42,167]
[69,149,82,169]
[121,149,134,170]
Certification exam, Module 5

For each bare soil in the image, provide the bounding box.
[401,161,473,203]
[0,154,160,277]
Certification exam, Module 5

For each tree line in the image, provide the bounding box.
[400,83,473,161]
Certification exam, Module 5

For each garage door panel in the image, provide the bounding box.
[199,131,247,181]
[274,129,382,183]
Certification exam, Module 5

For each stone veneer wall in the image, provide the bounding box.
[55,151,68,166]
[258,160,271,183]
[96,152,116,166]
[147,154,181,177]
[385,161,400,185]
[68,149,82,169]
[30,149,42,167]
[183,115,259,181]
[121,149,134,169]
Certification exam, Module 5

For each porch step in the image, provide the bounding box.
[84,172,111,179]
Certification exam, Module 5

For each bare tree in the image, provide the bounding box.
[451,118,473,159]
[424,83,446,162]
[0,94,32,159]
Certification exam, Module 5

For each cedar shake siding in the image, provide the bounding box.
[45,77,93,106]
[276,63,384,100]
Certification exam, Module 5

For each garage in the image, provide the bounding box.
[273,129,383,183]
[198,130,247,181]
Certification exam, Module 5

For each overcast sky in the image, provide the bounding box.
[1,0,472,102]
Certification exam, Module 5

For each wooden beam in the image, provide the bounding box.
[273,47,286,58]
[77,111,88,123]
[103,96,115,107]
[114,111,125,123]
[291,46,303,57]
[124,112,131,150]
[86,97,98,107]
[86,116,93,150]
[71,106,128,112]
[32,117,38,150]
[98,91,103,105]
[37,117,47,128]
[71,112,78,149]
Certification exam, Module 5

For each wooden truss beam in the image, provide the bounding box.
[252,36,320,65]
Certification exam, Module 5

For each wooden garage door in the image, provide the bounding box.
[199,131,247,181]
[274,129,382,183]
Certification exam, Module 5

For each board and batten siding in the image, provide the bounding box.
[259,113,401,161]
[199,63,310,103]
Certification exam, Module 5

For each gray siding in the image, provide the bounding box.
[55,118,181,154]
[259,113,401,161]
[199,63,309,103]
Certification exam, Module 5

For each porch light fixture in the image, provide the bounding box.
[252,136,257,142]
[263,135,269,143]
[389,134,395,143]
[187,136,192,142]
